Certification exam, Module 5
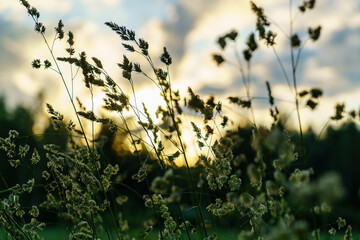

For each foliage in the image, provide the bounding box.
[0,0,358,239]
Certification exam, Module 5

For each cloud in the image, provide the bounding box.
[82,0,122,7]
[304,59,349,94]
[149,3,199,66]
[173,0,359,131]
[138,18,167,57]
[179,0,217,17]
[142,0,256,99]
[0,16,129,115]
[30,0,73,14]
[0,0,359,133]
[0,0,73,22]
[0,19,52,107]
[316,27,360,88]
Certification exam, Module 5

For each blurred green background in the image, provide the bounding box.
[0,95,359,238]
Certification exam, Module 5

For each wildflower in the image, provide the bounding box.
[212,54,225,66]
[160,47,172,65]
[291,34,301,48]
[115,196,128,205]
[43,144,60,153]
[8,159,20,168]
[32,59,41,69]
[19,144,30,158]
[54,20,64,39]
[240,193,254,207]
[321,202,331,212]
[42,171,50,180]
[328,228,336,235]
[344,225,352,240]
[29,206,39,217]
[228,175,241,191]
[331,103,345,120]
[9,130,19,138]
[337,217,346,229]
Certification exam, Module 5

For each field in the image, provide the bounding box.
[0,0,359,239]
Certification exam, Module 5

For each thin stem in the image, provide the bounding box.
[170,178,192,240]
[34,23,122,239]
[35,25,91,151]
[48,67,60,74]
[70,61,74,100]
[234,45,256,127]
[90,213,98,240]
[247,61,256,127]
[50,33,58,52]
[166,64,208,237]
[0,171,9,189]
[73,66,81,80]
[307,119,330,161]
[48,171,74,236]
[0,188,12,194]
[97,70,181,151]
[271,46,293,93]
[112,100,165,239]
[289,0,306,164]
[269,19,289,38]
[311,208,320,240]
[138,50,208,236]
[90,84,95,151]
[2,210,33,240]
[295,38,309,70]
[129,78,142,118]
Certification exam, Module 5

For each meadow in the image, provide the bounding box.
[0,0,359,239]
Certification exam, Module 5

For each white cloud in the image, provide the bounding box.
[0,2,29,22]
[0,0,359,134]
[138,18,167,57]
[0,17,129,115]
[179,0,217,17]
[304,59,348,91]
[0,0,72,22]
[82,0,122,7]
[31,0,72,14]
[166,5,179,23]
[176,47,235,92]
[186,0,253,43]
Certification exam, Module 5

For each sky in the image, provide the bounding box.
[0,0,359,139]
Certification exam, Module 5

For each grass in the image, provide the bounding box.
[2,227,358,240]
[0,0,358,239]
